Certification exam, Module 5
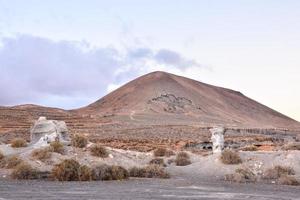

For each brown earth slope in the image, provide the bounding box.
[0,71,299,150]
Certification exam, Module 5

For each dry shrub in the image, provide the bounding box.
[92,165,129,181]
[283,143,300,151]
[175,152,191,166]
[78,165,93,181]
[11,162,38,180]
[241,145,258,151]
[90,144,108,158]
[129,165,170,179]
[0,151,4,160]
[153,148,174,157]
[165,150,175,157]
[149,158,165,166]
[225,167,256,183]
[153,148,167,157]
[278,176,300,186]
[49,141,64,154]
[71,135,88,148]
[220,149,242,165]
[263,166,295,180]
[31,148,52,161]
[11,138,27,148]
[51,159,81,181]
[0,155,23,169]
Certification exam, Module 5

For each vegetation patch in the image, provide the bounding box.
[220,149,242,165]
[49,141,65,154]
[153,148,175,157]
[129,165,170,179]
[11,138,27,148]
[278,176,300,186]
[90,144,109,158]
[51,159,81,181]
[0,150,4,160]
[71,135,88,148]
[149,158,165,166]
[175,152,191,166]
[241,145,258,151]
[11,162,38,180]
[92,165,129,181]
[0,155,23,169]
[31,148,52,161]
[225,167,256,183]
[263,166,295,180]
[78,165,93,181]
[283,143,300,151]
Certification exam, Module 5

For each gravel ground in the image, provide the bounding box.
[0,177,299,200]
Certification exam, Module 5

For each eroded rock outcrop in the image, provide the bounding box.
[30,117,70,147]
[210,127,225,153]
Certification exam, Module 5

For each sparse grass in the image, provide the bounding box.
[0,155,23,169]
[263,166,295,180]
[153,148,175,157]
[49,141,64,154]
[78,165,93,181]
[11,162,38,180]
[71,135,88,148]
[283,143,300,151]
[175,152,191,166]
[51,159,81,181]
[10,138,27,148]
[92,165,129,181]
[90,144,108,158]
[225,167,256,183]
[31,148,52,161]
[220,149,242,165]
[149,158,165,166]
[241,145,258,151]
[278,176,300,186]
[129,165,170,179]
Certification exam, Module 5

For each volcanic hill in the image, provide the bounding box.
[0,71,299,150]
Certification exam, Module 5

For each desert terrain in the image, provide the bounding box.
[0,71,300,199]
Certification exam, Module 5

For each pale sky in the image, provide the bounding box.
[0,0,299,121]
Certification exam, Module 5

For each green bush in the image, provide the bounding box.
[220,150,242,165]
[71,135,88,148]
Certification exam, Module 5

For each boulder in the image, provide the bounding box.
[210,127,225,153]
[30,117,70,147]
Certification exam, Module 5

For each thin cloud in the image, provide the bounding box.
[0,34,205,108]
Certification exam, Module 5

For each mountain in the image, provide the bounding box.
[80,71,298,128]
[0,71,299,148]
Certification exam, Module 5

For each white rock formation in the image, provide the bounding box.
[210,127,225,153]
[30,117,70,148]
